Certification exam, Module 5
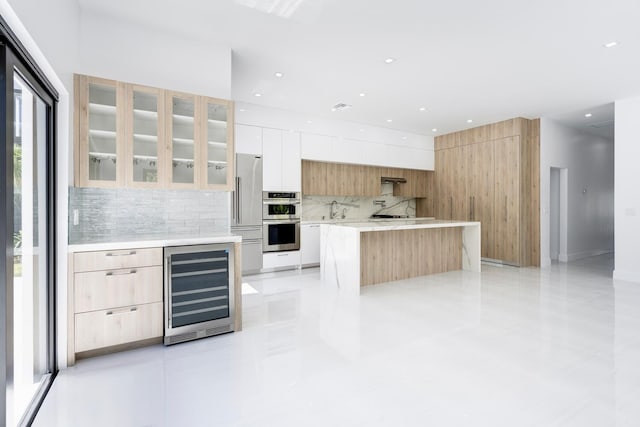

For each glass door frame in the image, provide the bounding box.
[1,19,58,427]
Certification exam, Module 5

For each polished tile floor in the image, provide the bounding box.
[34,254,640,426]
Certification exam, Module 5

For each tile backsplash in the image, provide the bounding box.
[302,183,415,221]
[68,187,230,244]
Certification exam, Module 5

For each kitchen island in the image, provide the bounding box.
[320,219,481,295]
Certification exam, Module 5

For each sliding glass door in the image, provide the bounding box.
[1,26,57,426]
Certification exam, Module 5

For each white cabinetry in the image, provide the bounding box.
[235,124,262,155]
[301,224,321,266]
[263,251,301,269]
[301,132,434,171]
[263,128,301,191]
[300,133,337,161]
[282,131,301,191]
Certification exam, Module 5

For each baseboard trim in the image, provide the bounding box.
[565,249,613,262]
[613,269,640,284]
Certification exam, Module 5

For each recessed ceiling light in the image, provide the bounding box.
[585,113,593,118]
[467,119,473,123]
[359,92,366,97]
[386,119,393,123]
[419,107,427,111]
[402,136,407,140]
[254,93,262,97]
[384,57,395,64]
[603,41,618,48]
[274,72,284,78]
[359,128,365,132]
[432,128,437,132]
[306,120,313,124]
[239,108,246,112]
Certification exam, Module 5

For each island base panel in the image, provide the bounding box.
[360,227,462,286]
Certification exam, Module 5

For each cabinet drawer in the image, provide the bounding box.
[74,247,162,272]
[263,251,301,269]
[74,266,163,313]
[75,302,163,352]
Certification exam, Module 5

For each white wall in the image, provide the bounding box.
[235,102,434,170]
[7,0,79,91]
[1,0,74,368]
[78,9,232,99]
[614,98,640,283]
[540,118,614,267]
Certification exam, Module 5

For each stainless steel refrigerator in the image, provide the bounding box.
[232,154,263,274]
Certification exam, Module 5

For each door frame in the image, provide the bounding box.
[1,15,58,426]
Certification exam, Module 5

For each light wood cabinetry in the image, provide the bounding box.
[468,141,495,259]
[301,160,430,198]
[493,136,521,264]
[125,84,166,188]
[75,74,234,190]
[68,247,164,364]
[201,96,234,190]
[75,75,126,187]
[433,118,539,266]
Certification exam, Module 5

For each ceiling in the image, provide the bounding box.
[77,0,640,136]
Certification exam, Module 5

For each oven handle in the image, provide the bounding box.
[263,200,300,205]
[263,219,301,224]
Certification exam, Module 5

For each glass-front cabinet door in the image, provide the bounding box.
[126,85,165,187]
[75,75,124,187]
[201,97,234,190]
[167,92,199,188]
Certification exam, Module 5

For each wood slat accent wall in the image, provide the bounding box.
[360,227,462,286]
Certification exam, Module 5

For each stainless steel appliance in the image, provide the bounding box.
[232,154,263,274]
[164,243,235,345]
[263,191,301,252]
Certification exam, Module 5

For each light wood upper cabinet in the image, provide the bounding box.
[75,75,126,187]
[75,74,234,191]
[166,91,200,188]
[125,84,165,188]
[301,160,429,198]
[201,97,234,190]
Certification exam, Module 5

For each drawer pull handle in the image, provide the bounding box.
[277,254,288,257]
[106,307,137,316]
[105,269,137,276]
[105,251,137,257]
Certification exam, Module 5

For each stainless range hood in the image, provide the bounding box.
[381,176,407,184]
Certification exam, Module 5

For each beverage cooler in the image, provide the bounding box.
[164,243,235,345]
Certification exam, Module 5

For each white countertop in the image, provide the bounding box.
[68,233,242,253]
[302,217,435,225]
[323,219,480,232]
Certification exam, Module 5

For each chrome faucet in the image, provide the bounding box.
[330,200,338,219]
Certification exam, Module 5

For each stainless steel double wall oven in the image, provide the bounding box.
[262,191,301,252]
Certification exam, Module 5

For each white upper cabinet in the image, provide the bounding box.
[262,128,301,191]
[235,124,262,155]
[300,132,433,171]
[282,131,301,191]
[301,133,336,161]
[262,128,282,191]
